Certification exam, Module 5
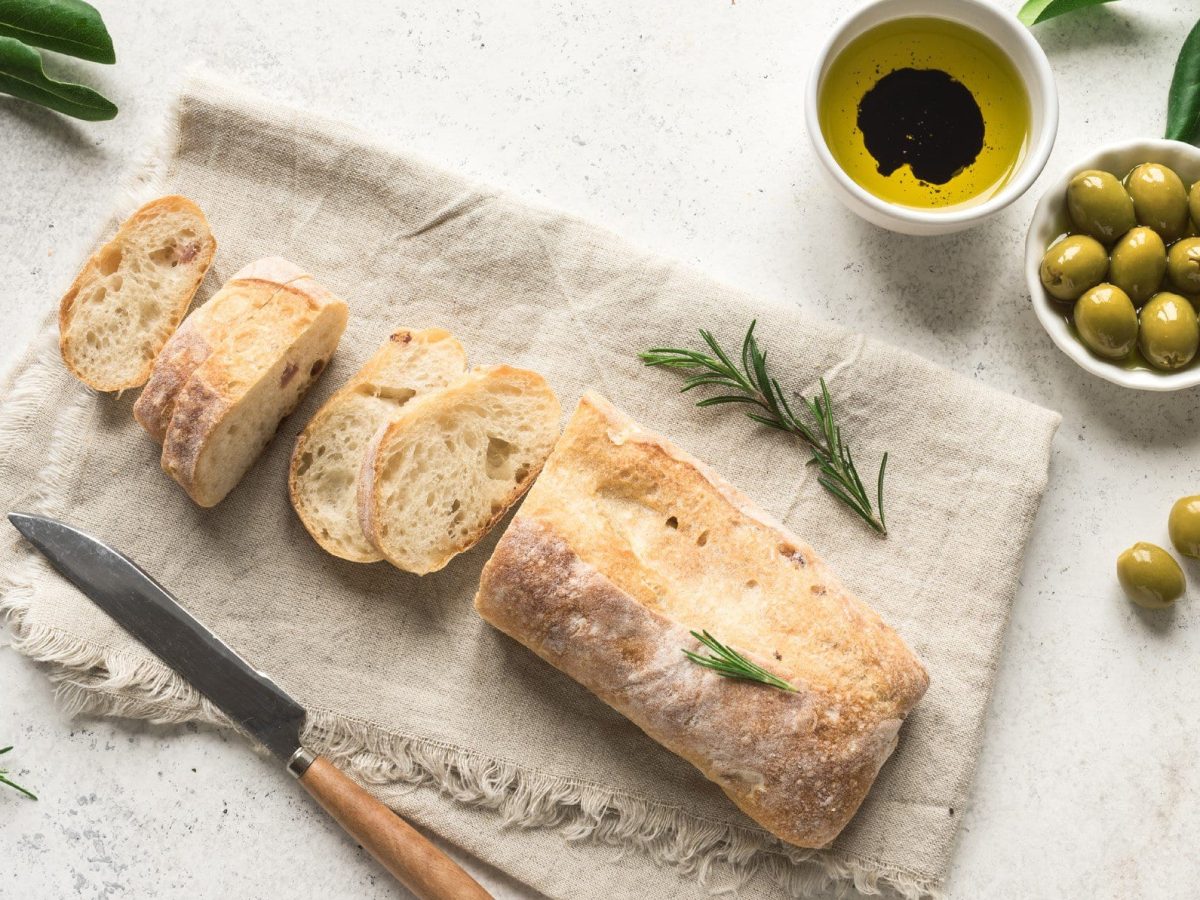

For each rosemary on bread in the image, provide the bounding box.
[682,630,796,692]
[640,321,889,536]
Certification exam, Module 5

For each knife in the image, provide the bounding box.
[8,513,492,900]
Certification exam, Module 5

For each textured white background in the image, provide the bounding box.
[2,1,1198,898]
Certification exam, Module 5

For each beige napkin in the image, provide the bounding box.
[0,74,1059,899]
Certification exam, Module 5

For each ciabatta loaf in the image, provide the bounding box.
[135,258,307,443]
[59,196,216,391]
[358,366,561,575]
[474,392,928,849]
[289,328,468,562]
[161,269,348,507]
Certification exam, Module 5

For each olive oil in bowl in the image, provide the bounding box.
[818,17,1031,211]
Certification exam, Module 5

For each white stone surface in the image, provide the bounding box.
[2,1,1198,897]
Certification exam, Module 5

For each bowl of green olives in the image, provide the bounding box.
[1026,139,1200,390]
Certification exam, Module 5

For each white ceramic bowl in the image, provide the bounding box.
[1026,139,1200,392]
[805,0,1058,236]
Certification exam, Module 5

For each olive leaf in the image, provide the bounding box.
[1017,0,1119,27]
[0,0,113,63]
[1166,18,1200,144]
[0,34,115,119]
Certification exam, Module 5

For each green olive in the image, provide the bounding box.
[1167,237,1200,293]
[1138,292,1200,370]
[1040,234,1108,301]
[1117,542,1185,609]
[1169,495,1200,559]
[1126,163,1189,243]
[1073,284,1138,359]
[1189,180,1200,231]
[1110,226,1167,305]
[1067,169,1137,244]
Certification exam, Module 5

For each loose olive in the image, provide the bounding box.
[1126,163,1189,243]
[1110,226,1167,305]
[1116,542,1185,609]
[1169,495,1200,559]
[1138,292,1200,370]
[1040,234,1108,301]
[1068,169,1136,244]
[1167,237,1200,294]
[1073,284,1138,359]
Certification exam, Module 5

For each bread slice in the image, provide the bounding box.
[358,366,561,575]
[134,258,308,443]
[59,196,216,391]
[474,392,928,849]
[289,328,468,562]
[160,271,349,507]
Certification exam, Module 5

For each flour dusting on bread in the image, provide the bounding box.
[475,391,928,848]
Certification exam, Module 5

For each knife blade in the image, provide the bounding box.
[9,512,491,900]
[8,513,306,760]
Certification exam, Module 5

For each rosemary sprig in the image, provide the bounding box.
[0,746,37,800]
[682,630,796,692]
[640,321,889,536]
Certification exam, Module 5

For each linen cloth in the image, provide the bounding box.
[0,75,1060,899]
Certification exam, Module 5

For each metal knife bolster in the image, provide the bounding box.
[287,747,316,778]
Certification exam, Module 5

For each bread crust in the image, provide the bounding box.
[160,271,348,506]
[134,258,309,443]
[59,195,216,392]
[288,328,468,562]
[355,422,391,555]
[474,392,929,848]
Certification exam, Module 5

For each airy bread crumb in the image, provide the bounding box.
[289,328,468,562]
[59,195,216,391]
[359,365,561,575]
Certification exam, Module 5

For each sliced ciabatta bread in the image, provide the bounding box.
[134,258,307,443]
[358,366,561,575]
[289,328,468,562]
[59,195,216,391]
[161,271,349,507]
[475,392,928,849]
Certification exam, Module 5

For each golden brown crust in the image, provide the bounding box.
[134,325,214,442]
[473,392,928,848]
[159,376,225,502]
[59,195,217,392]
[133,258,307,443]
[355,423,390,555]
[228,257,308,285]
[160,270,348,507]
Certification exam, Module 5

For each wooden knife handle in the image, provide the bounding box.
[296,754,493,900]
